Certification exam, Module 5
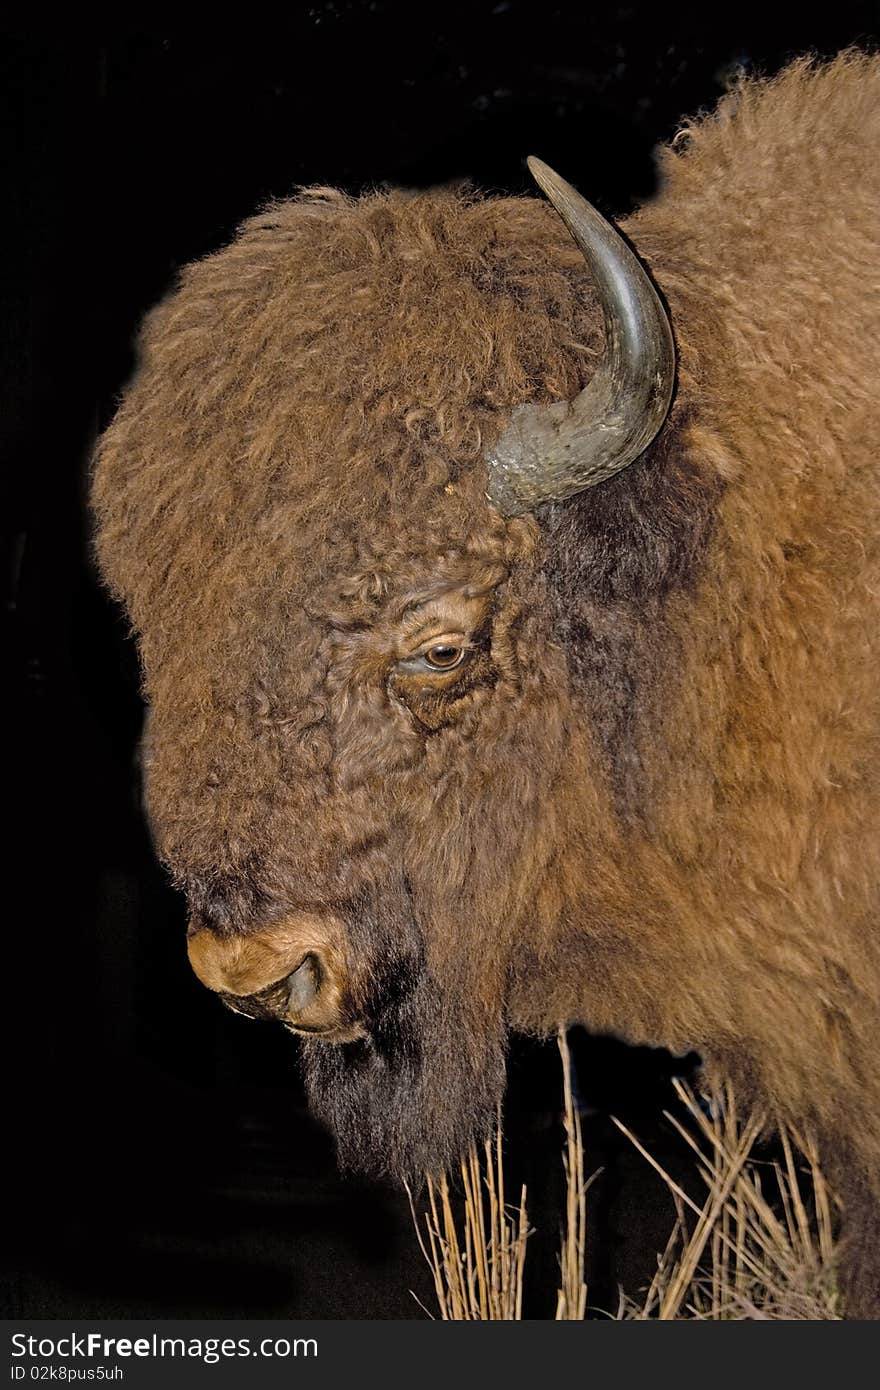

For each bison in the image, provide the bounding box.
[92,52,880,1314]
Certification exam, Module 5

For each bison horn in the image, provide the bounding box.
[486,157,676,516]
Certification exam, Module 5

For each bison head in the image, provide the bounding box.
[92,164,681,1179]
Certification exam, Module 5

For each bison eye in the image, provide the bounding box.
[422,643,465,671]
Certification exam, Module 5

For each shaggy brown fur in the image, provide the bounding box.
[92,53,880,1314]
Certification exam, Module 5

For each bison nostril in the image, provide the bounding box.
[286,954,321,1014]
[217,958,324,1024]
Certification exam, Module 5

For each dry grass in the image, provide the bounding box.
[405,1121,530,1320]
[555,1029,590,1319]
[616,1079,841,1319]
[409,1032,841,1320]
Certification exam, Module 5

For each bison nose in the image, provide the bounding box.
[186,913,364,1041]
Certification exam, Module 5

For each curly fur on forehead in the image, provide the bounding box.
[94,186,604,629]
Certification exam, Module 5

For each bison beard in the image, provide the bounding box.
[299,895,507,1180]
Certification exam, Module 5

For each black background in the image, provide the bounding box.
[4,3,879,1320]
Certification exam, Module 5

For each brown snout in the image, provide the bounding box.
[186,912,364,1042]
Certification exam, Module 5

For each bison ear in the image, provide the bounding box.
[486,158,676,517]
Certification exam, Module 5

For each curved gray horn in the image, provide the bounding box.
[486,157,676,516]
